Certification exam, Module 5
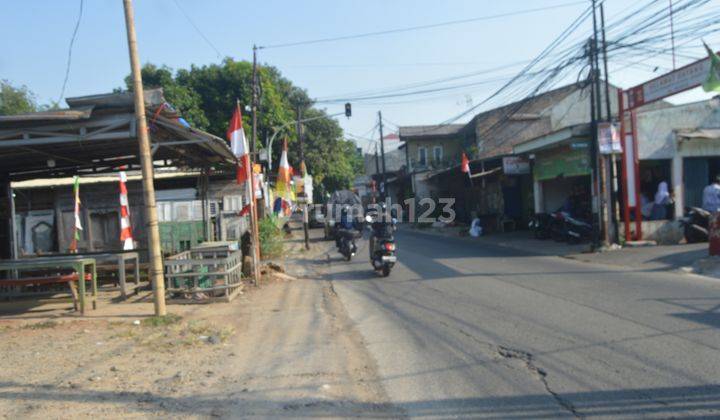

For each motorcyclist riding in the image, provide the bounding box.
[336,205,360,259]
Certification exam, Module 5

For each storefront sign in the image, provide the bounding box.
[598,122,622,154]
[627,54,713,109]
[534,145,591,181]
[502,156,530,175]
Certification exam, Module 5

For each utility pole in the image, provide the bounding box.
[600,2,619,244]
[378,111,387,200]
[374,143,380,175]
[122,0,166,316]
[591,0,609,248]
[296,105,310,250]
[588,37,601,251]
[251,45,258,155]
[248,45,263,284]
[669,0,677,70]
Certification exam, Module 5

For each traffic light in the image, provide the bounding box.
[345,102,352,118]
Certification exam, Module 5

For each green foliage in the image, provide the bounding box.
[142,314,182,327]
[0,80,38,115]
[258,215,284,259]
[125,60,363,196]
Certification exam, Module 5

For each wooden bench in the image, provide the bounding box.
[0,257,98,314]
[0,272,92,311]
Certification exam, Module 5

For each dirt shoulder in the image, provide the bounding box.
[0,227,399,419]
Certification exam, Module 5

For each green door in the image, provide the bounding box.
[684,157,709,209]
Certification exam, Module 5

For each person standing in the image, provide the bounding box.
[702,175,720,213]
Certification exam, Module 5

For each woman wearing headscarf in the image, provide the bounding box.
[651,181,671,220]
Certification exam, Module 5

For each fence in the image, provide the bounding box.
[164,248,243,302]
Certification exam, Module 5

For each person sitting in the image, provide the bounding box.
[650,181,671,220]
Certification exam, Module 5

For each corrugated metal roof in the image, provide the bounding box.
[398,124,465,138]
[0,106,93,123]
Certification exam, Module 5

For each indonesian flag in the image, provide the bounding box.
[461,152,471,176]
[226,104,250,184]
[276,138,293,198]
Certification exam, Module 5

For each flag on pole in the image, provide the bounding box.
[276,137,294,199]
[69,176,83,252]
[703,42,720,93]
[226,103,250,184]
[118,171,135,250]
[461,152,472,176]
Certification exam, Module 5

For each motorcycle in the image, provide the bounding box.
[679,206,710,243]
[529,213,553,239]
[563,213,593,244]
[337,229,360,261]
[366,214,397,277]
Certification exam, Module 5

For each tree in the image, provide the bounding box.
[126,60,363,195]
[0,80,38,115]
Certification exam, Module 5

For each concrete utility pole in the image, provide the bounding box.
[296,105,310,250]
[600,2,619,244]
[591,0,610,248]
[378,111,387,200]
[248,46,263,285]
[122,0,166,316]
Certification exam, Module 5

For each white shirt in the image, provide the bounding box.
[702,183,720,212]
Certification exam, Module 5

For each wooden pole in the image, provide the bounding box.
[239,100,261,286]
[122,0,166,316]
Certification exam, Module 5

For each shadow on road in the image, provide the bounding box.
[1,380,719,418]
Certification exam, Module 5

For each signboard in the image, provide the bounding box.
[502,156,530,175]
[627,54,714,109]
[534,145,590,181]
[598,122,622,154]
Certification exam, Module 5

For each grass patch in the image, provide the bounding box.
[259,215,285,259]
[113,317,234,351]
[141,314,182,327]
[23,320,58,330]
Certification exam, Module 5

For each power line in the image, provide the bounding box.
[259,1,587,50]
[172,0,223,59]
[57,0,84,104]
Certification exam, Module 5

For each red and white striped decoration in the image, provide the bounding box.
[118,171,134,250]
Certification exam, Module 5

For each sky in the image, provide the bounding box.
[2,0,719,153]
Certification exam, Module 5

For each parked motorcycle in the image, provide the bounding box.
[529,213,553,239]
[366,214,397,277]
[563,213,593,244]
[539,210,592,243]
[679,206,710,243]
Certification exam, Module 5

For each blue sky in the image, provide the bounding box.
[2,0,719,152]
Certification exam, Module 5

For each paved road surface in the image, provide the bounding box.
[327,228,720,418]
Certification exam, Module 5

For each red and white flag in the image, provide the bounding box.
[118,171,134,250]
[461,152,472,176]
[226,104,250,184]
[276,138,293,197]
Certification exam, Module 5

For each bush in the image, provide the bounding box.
[259,215,284,259]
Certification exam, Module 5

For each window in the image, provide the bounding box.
[433,146,443,162]
[418,147,427,166]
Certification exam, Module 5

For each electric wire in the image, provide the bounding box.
[57,0,84,104]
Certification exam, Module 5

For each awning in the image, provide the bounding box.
[0,89,236,181]
[676,128,720,141]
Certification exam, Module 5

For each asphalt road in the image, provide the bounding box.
[326,228,720,419]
